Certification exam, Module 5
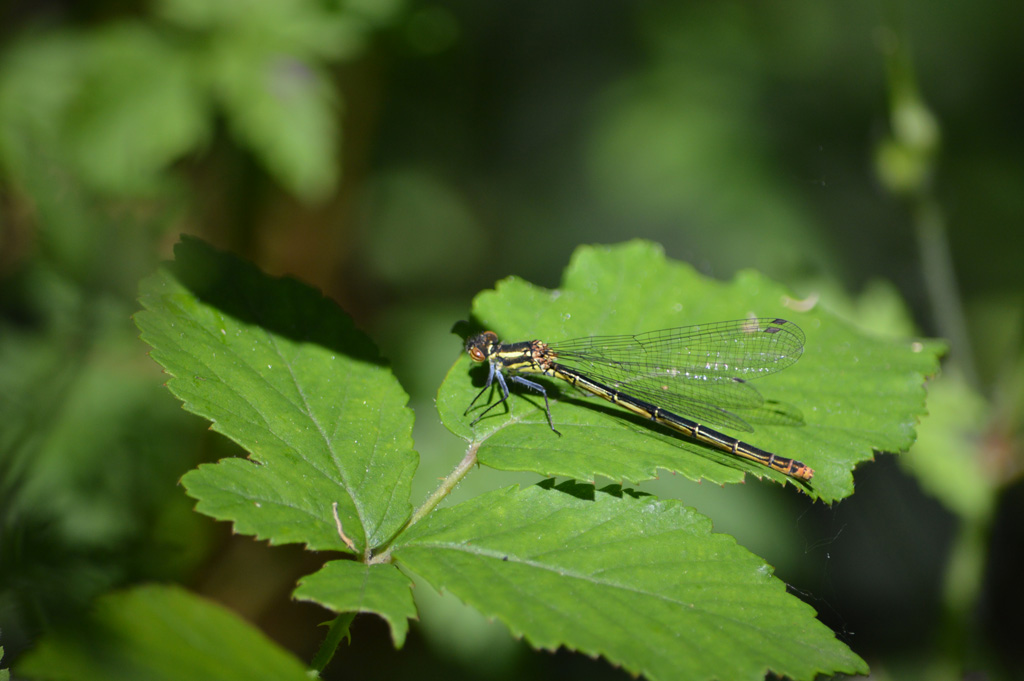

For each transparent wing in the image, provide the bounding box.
[551,318,805,432]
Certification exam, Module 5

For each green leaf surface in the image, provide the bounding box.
[295,560,417,647]
[439,241,943,502]
[394,480,868,681]
[15,585,310,681]
[135,237,417,554]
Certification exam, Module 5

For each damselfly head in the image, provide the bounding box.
[466,331,500,362]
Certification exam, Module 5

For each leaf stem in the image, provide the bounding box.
[876,24,977,387]
[308,612,355,674]
[408,440,481,530]
[371,440,481,562]
[913,197,978,387]
[935,508,992,672]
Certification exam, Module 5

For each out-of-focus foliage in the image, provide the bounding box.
[0,0,400,202]
[16,585,314,681]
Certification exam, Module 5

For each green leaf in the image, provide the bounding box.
[205,37,339,202]
[902,369,995,521]
[14,585,310,681]
[394,480,868,681]
[0,24,208,197]
[157,0,396,202]
[295,561,417,647]
[135,236,417,554]
[0,32,83,174]
[65,22,209,195]
[439,241,943,502]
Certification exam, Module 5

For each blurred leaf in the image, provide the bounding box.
[968,294,1024,414]
[15,585,310,681]
[175,0,378,202]
[206,39,339,202]
[0,32,110,272]
[157,0,370,60]
[0,269,209,634]
[294,561,416,647]
[902,370,995,522]
[135,237,418,554]
[0,32,82,169]
[875,31,940,198]
[0,0,396,203]
[438,241,943,503]
[65,23,208,195]
[394,480,868,681]
[0,24,207,197]
[5,302,201,547]
[0,646,7,681]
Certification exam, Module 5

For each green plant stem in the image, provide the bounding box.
[877,22,976,387]
[309,612,356,675]
[914,197,978,388]
[936,510,991,673]
[371,440,480,562]
[407,441,481,530]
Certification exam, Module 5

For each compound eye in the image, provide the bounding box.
[469,346,486,362]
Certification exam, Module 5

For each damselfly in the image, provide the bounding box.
[463,317,813,481]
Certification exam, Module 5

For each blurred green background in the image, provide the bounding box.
[1,0,1021,679]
